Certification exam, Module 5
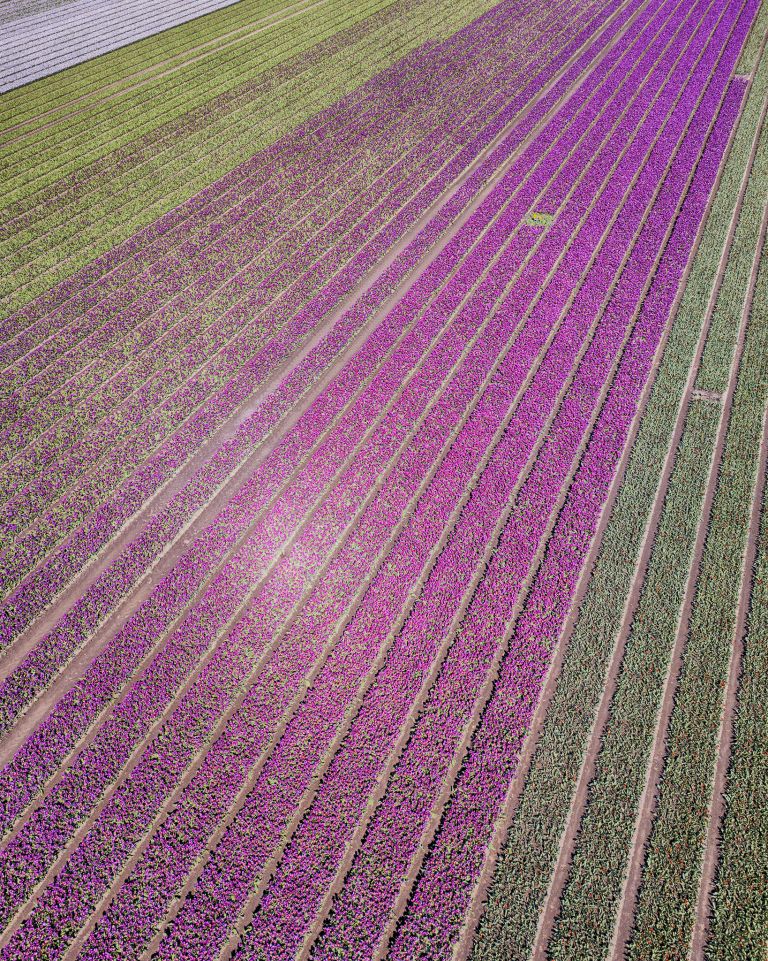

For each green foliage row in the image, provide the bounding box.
[549,398,720,960]
[0,0,296,128]
[706,328,768,961]
[628,208,768,957]
[0,0,383,198]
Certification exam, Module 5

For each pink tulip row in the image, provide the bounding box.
[0,0,629,738]
[0,13,643,927]
[105,0,724,954]
[0,0,661,949]
[387,65,748,961]
[231,2,742,955]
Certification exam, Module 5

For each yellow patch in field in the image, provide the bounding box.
[523,210,555,227]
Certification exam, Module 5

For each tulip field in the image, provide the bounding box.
[0,0,766,958]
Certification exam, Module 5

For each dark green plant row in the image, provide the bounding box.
[706,305,768,960]
[625,87,768,961]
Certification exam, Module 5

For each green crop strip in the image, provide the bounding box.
[468,5,768,958]
[627,218,768,956]
[706,371,768,961]
[0,0,391,190]
[548,398,721,960]
[0,0,336,131]
[0,0,501,318]
[0,0,396,203]
[736,0,766,71]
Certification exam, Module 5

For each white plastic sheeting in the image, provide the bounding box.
[0,0,246,91]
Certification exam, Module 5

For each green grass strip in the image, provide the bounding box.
[468,5,768,958]
[548,400,721,960]
[736,0,766,72]
[0,0,391,203]
[0,0,499,318]
[706,362,768,961]
[627,224,768,957]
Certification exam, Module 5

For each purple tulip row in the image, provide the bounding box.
[0,0,600,519]
[64,0,727,955]
[386,61,749,961]
[0,0,667,947]
[0,0,585,528]
[0,3,623,840]
[0,11,649,928]
[0,0,615,614]
[231,3,743,956]
[0,0,632,736]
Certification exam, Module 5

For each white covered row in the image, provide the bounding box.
[0,0,247,92]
